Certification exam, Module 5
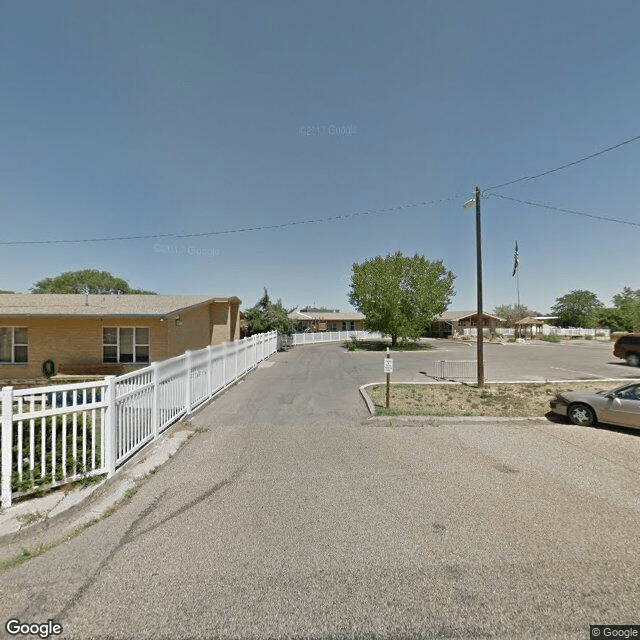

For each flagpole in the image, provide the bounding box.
[513,241,520,338]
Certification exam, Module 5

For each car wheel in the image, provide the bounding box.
[626,352,640,367]
[568,403,596,427]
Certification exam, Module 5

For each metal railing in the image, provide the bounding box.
[1,331,277,508]
[432,360,477,380]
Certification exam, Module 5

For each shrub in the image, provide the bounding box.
[540,334,561,343]
[346,336,360,351]
[3,414,102,495]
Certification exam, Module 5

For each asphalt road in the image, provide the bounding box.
[1,341,639,639]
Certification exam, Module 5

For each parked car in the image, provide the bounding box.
[549,382,640,428]
[613,333,640,366]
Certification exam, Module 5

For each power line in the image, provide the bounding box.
[3,133,639,246]
[0,194,465,246]
[484,133,640,193]
[489,193,640,228]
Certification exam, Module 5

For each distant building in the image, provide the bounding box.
[289,307,365,332]
[424,310,506,338]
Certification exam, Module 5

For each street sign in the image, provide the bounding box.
[384,358,393,373]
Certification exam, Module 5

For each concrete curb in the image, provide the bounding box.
[366,415,549,425]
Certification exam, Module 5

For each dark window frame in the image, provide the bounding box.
[0,326,28,364]
[103,327,150,364]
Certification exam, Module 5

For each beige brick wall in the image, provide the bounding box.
[229,300,240,340]
[0,317,167,379]
[210,301,231,344]
[165,304,212,357]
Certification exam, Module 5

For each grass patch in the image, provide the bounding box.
[0,548,35,572]
[368,380,619,417]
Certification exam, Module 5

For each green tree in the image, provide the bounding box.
[611,287,640,331]
[596,308,629,333]
[493,304,541,325]
[244,289,296,335]
[550,290,603,328]
[349,252,455,346]
[31,270,156,294]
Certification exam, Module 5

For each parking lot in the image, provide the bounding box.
[355,337,640,384]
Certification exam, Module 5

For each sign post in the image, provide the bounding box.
[384,347,393,408]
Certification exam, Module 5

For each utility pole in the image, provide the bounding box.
[463,189,485,388]
[475,186,485,388]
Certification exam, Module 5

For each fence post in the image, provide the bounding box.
[222,346,227,387]
[185,350,192,415]
[206,345,213,397]
[151,362,160,440]
[234,344,239,380]
[1,386,14,509]
[243,337,247,374]
[104,376,117,478]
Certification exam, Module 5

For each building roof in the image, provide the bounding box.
[289,310,365,321]
[0,294,241,317]
[515,316,544,325]
[435,310,505,322]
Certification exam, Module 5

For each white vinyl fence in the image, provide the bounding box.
[543,326,610,338]
[462,326,610,339]
[1,331,277,508]
[292,330,383,345]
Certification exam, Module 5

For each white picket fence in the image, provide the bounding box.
[462,326,611,339]
[292,330,383,345]
[543,326,610,338]
[0,331,277,508]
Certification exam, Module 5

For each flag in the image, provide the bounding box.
[512,241,519,277]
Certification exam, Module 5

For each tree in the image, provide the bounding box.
[30,270,156,294]
[244,289,296,335]
[596,308,629,333]
[349,252,455,346]
[611,287,640,331]
[598,287,640,332]
[550,290,603,328]
[493,304,541,326]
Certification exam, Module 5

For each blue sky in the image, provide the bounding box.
[1,0,639,314]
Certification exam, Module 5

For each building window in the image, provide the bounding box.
[0,327,28,363]
[103,328,149,364]
[328,323,337,331]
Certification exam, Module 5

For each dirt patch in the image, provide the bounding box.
[368,380,621,417]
